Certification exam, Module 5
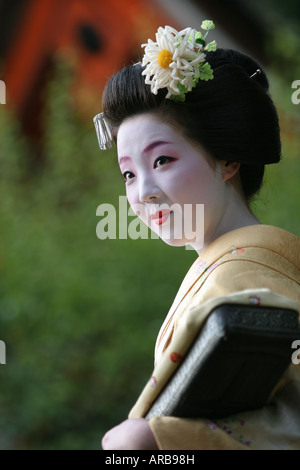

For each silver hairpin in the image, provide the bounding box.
[250,69,261,79]
[93,112,113,150]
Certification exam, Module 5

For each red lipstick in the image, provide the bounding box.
[150,209,172,225]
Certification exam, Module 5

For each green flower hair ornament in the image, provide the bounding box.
[141,20,217,102]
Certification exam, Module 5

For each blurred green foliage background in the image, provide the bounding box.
[0,60,196,449]
[0,12,299,450]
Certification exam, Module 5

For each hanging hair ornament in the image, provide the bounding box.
[141,21,217,102]
[93,112,113,150]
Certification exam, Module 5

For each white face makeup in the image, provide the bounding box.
[117,113,227,251]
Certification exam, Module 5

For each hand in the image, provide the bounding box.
[102,418,158,450]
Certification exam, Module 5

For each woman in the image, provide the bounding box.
[95,24,300,450]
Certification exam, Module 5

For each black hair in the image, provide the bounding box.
[102,48,281,201]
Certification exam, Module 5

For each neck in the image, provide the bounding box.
[191,185,260,255]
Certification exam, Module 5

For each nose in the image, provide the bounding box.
[139,176,161,203]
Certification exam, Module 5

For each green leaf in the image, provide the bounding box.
[204,40,217,51]
[201,20,215,31]
[170,93,186,102]
[194,31,204,41]
[177,83,188,94]
[188,31,203,45]
[198,62,214,81]
[170,82,188,102]
[192,75,200,87]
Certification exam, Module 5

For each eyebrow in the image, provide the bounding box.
[118,156,131,166]
[142,141,171,155]
[118,141,171,166]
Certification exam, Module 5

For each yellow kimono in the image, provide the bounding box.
[129,225,300,450]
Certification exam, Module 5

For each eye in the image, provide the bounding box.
[122,170,134,183]
[154,156,174,168]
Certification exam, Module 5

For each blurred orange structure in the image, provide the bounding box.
[0,0,271,147]
[1,0,173,142]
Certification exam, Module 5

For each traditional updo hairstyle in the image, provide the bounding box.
[102,48,282,202]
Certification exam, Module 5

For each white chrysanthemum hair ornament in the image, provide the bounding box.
[141,21,217,101]
[93,21,217,149]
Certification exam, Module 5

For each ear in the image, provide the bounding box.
[222,161,240,181]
